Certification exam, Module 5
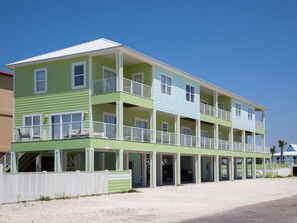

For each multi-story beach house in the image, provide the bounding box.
[0,70,13,166]
[6,38,269,186]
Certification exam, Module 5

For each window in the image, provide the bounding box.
[34,68,47,94]
[103,67,116,93]
[235,103,241,117]
[201,130,208,138]
[72,62,86,89]
[248,107,253,120]
[162,122,168,132]
[181,127,191,135]
[50,112,82,139]
[161,74,172,95]
[186,84,195,102]
[23,114,42,136]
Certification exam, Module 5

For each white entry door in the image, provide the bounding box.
[103,114,117,138]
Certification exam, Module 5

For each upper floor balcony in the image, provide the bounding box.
[13,121,270,154]
[200,102,231,121]
[92,77,152,100]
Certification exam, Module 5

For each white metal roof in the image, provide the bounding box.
[274,151,297,156]
[7,38,121,66]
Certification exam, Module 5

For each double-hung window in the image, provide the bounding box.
[235,103,241,117]
[34,68,47,94]
[162,122,168,132]
[72,62,86,89]
[186,84,195,102]
[23,114,42,136]
[161,74,172,95]
[248,107,253,120]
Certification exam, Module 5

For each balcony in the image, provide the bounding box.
[256,120,264,129]
[92,77,152,100]
[218,139,232,150]
[13,122,270,154]
[200,103,231,121]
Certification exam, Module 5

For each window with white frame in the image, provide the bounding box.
[248,107,253,120]
[23,114,42,136]
[72,62,86,89]
[34,68,47,94]
[236,103,241,117]
[186,84,195,102]
[162,122,168,132]
[161,74,172,95]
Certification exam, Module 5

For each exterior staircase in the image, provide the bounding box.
[0,152,39,172]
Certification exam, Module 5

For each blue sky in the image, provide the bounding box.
[1,0,296,149]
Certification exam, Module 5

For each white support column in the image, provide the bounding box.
[242,131,246,152]
[214,155,219,182]
[10,152,18,173]
[252,132,256,152]
[150,110,156,143]
[215,124,219,149]
[150,152,157,188]
[229,156,234,181]
[54,149,63,172]
[194,154,201,183]
[175,115,181,145]
[88,55,93,136]
[142,153,147,187]
[262,158,266,178]
[0,164,3,204]
[36,155,42,172]
[214,91,218,117]
[230,128,234,151]
[116,101,124,140]
[242,157,246,180]
[123,152,129,170]
[99,153,105,170]
[196,119,201,147]
[85,148,94,172]
[174,153,181,185]
[116,149,124,171]
[252,157,256,179]
[116,51,123,92]
[262,111,266,149]
[157,154,162,186]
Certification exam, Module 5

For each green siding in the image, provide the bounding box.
[125,63,153,86]
[180,119,196,136]
[218,96,231,111]
[200,114,232,127]
[108,170,131,193]
[156,113,175,132]
[92,56,116,80]
[200,92,213,106]
[14,56,90,127]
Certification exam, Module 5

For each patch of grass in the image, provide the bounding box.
[39,196,51,201]
[56,193,71,200]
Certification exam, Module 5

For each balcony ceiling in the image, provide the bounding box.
[101,53,143,65]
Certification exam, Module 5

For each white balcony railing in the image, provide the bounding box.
[156,131,176,145]
[123,78,152,99]
[245,144,254,153]
[200,103,231,121]
[13,122,270,154]
[180,134,198,147]
[92,77,152,99]
[256,120,264,129]
[218,139,232,150]
[200,103,216,117]
[217,108,231,121]
[201,137,215,149]
[0,152,11,168]
[233,142,244,152]
[92,77,117,95]
[123,126,152,143]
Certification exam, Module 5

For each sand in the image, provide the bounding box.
[1,178,297,223]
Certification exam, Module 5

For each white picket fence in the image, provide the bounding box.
[0,165,130,204]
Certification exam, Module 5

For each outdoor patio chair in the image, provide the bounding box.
[18,128,31,141]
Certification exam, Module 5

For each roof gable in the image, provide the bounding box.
[286,144,297,152]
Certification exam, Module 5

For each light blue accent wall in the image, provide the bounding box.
[154,66,200,119]
[231,98,255,132]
